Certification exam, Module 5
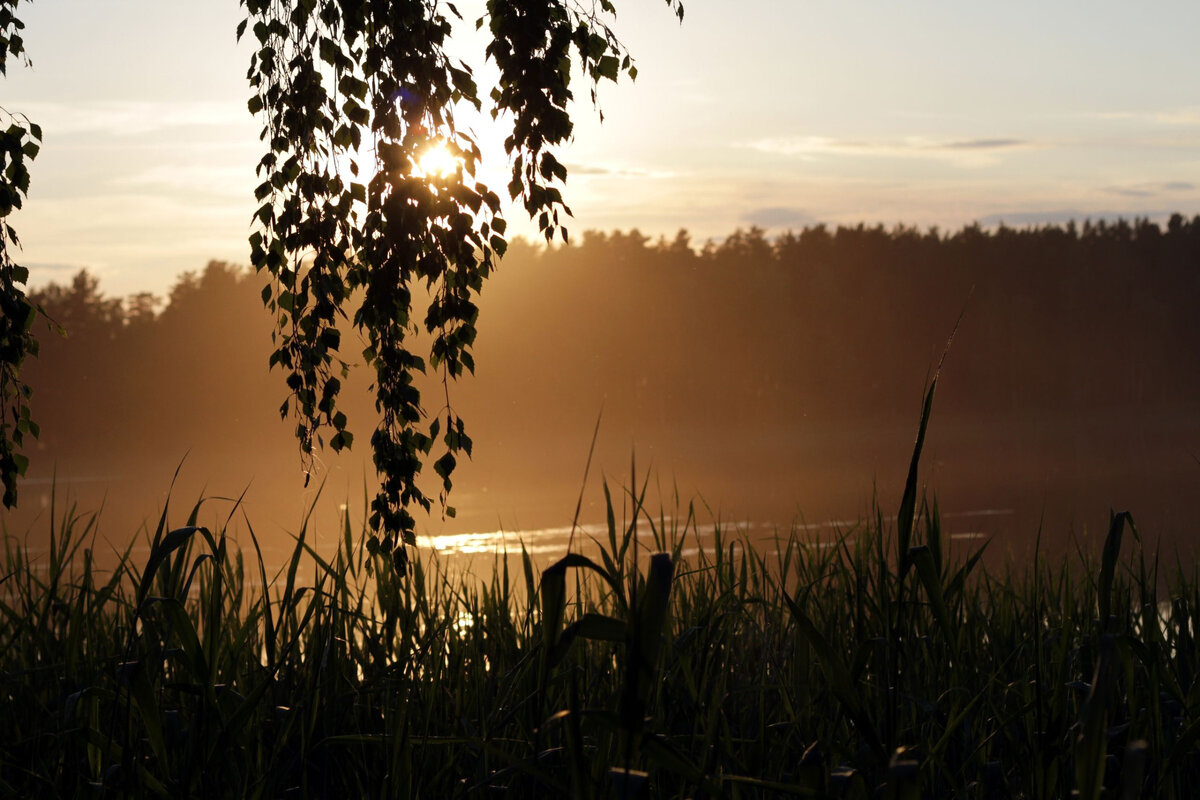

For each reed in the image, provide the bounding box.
[2,468,1197,799]
[2,381,1197,798]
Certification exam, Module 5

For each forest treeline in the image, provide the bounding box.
[17,214,1200,489]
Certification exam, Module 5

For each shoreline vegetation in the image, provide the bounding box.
[3,439,1198,797]
[4,218,1198,796]
[12,217,1200,557]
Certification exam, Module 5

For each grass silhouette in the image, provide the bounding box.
[1,399,1196,797]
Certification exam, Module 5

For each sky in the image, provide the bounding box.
[5,0,1200,297]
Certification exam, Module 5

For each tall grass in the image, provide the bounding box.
[3,474,1199,798]
[4,366,1200,798]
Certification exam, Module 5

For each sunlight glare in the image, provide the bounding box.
[416,141,462,178]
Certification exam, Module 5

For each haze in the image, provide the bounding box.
[8,221,1200,568]
[3,2,1199,567]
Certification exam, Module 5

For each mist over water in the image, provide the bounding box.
[6,220,1200,571]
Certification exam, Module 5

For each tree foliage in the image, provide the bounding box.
[0,0,41,508]
[240,0,682,570]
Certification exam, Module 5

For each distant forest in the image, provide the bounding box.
[11,215,1200,542]
[28,214,1200,422]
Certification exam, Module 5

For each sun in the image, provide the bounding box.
[416,140,462,178]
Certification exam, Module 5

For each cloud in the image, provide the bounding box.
[977,209,1172,227]
[940,138,1026,150]
[1154,109,1200,126]
[565,162,674,179]
[742,206,815,229]
[1088,108,1200,126]
[1106,187,1154,198]
[1103,181,1196,198]
[26,261,87,276]
[745,135,1034,166]
[566,163,623,176]
[10,100,248,137]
